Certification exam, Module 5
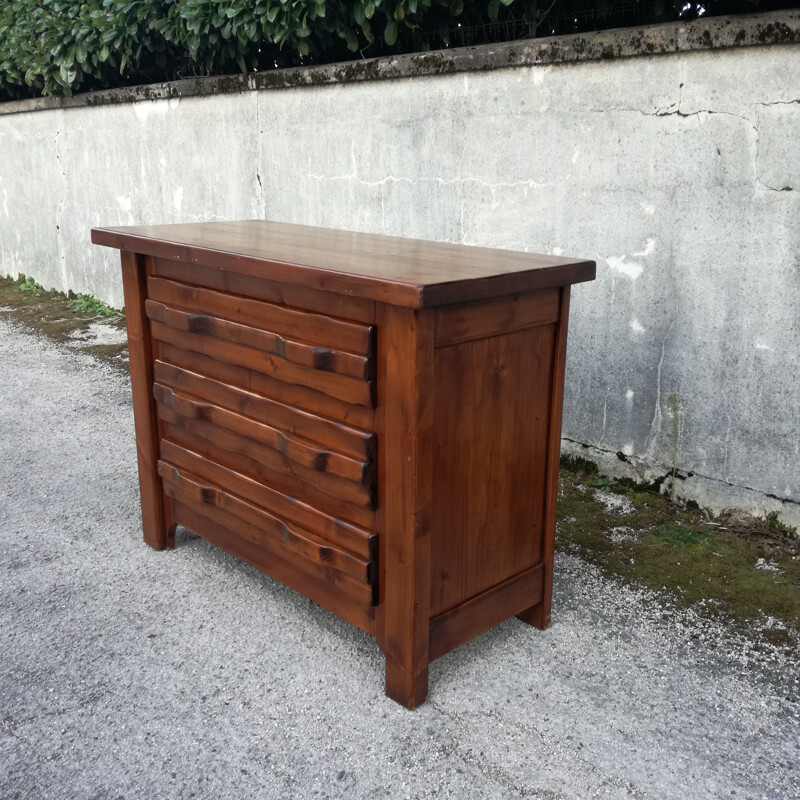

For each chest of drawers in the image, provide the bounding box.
[92,220,595,708]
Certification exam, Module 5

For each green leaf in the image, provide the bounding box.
[59,62,77,85]
[450,0,463,15]
[488,0,499,19]
[383,17,397,45]
[236,53,246,71]
[344,26,358,51]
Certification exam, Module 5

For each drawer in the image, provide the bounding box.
[158,460,377,632]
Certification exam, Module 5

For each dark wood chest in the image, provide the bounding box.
[92,220,595,708]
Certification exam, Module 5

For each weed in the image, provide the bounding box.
[765,511,797,536]
[18,275,41,293]
[68,293,118,318]
[596,475,619,490]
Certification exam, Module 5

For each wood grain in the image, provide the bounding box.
[159,462,375,584]
[151,257,376,324]
[98,222,594,708]
[154,360,374,461]
[147,276,375,356]
[377,304,434,709]
[161,440,376,560]
[146,300,371,379]
[92,220,596,309]
[518,288,571,630]
[172,500,376,634]
[429,564,544,661]
[153,382,370,486]
[150,321,375,408]
[158,341,375,430]
[120,251,174,550]
[155,390,375,511]
[434,288,560,348]
[161,419,375,529]
[429,324,555,617]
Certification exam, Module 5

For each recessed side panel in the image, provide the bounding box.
[430,323,555,617]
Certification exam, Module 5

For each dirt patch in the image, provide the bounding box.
[0,275,129,372]
[557,456,800,649]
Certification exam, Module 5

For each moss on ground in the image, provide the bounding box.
[0,274,129,372]
[558,457,800,646]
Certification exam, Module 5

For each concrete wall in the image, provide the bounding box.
[1,14,798,524]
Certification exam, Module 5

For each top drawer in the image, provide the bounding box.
[146,278,375,406]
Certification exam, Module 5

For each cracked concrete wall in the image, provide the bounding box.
[0,41,798,522]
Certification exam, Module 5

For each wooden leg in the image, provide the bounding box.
[121,251,172,551]
[518,597,550,630]
[377,304,434,709]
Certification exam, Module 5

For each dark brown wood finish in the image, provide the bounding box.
[120,251,174,550]
[147,277,375,355]
[92,220,595,308]
[157,341,375,430]
[517,287,572,630]
[146,300,371,379]
[160,440,376,560]
[153,361,374,461]
[429,564,544,661]
[376,304,434,709]
[171,500,376,633]
[429,323,555,618]
[151,257,376,324]
[434,288,560,348]
[96,221,594,710]
[158,462,375,584]
[150,321,374,407]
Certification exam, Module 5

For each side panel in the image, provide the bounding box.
[430,299,556,620]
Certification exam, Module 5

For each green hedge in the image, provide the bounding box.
[0,0,514,99]
[0,0,783,100]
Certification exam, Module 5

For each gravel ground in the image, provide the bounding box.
[1,316,799,800]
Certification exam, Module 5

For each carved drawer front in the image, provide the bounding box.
[146,272,378,627]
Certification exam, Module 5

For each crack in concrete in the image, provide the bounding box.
[307,173,555,192]
[562,436,800,510]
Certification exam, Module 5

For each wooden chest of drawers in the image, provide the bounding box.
[92,220,595,708]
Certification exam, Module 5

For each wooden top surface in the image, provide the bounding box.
[91,220,595,308]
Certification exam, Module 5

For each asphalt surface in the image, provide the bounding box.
[1,315,799,800]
